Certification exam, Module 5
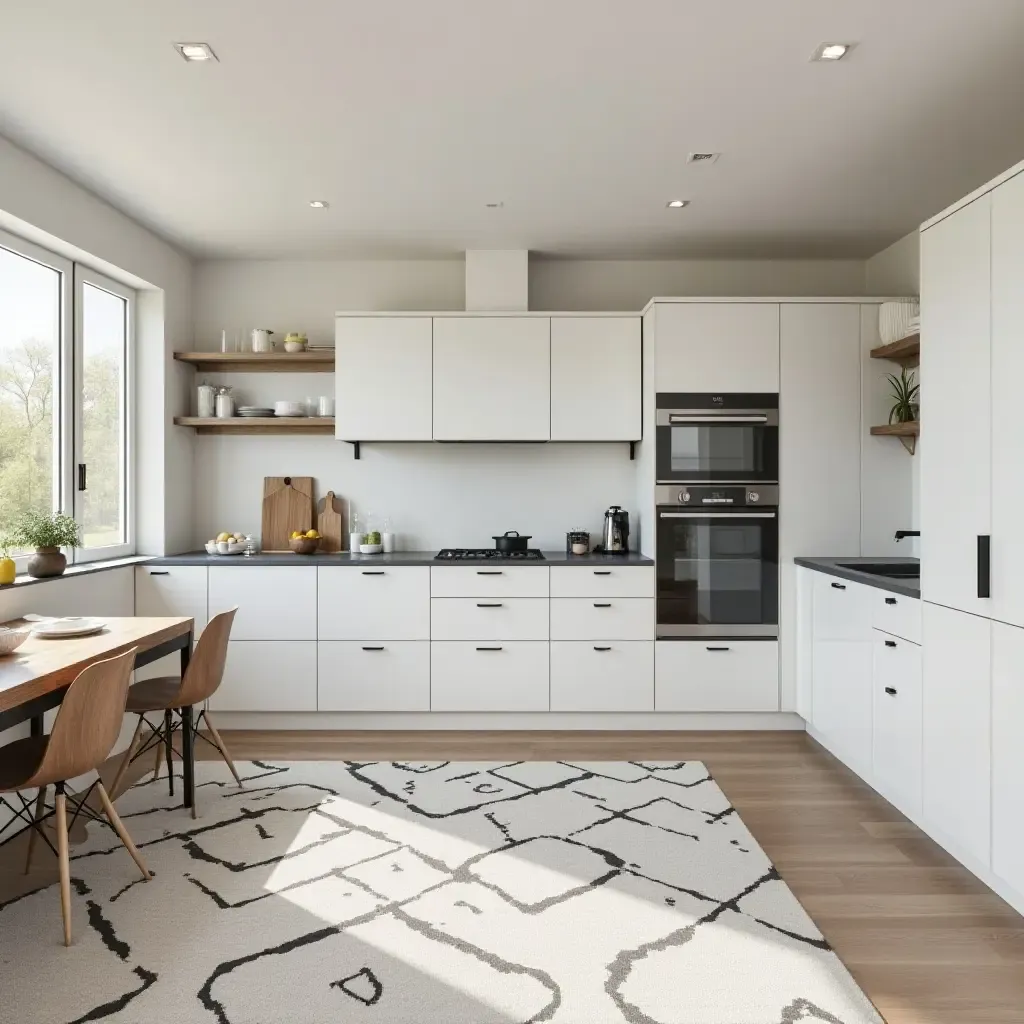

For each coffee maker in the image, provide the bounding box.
[601,506,630,553]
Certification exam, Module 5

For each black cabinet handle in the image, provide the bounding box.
[148,570,170,576]
[884,639,897,648]
[978,535,991,599]
[593,571,612,575]
[477,570,503,576]
[476,646,503,651]
[361,571,385,576]
[361,646,384,651]
[831,582,846,590]
[885,597,897,605]
[885,686,898,696]
[77,463,87,491]
[476,602,503,608]
[594,646,612,652]
[706,646,730,652]
[593,602,612,608]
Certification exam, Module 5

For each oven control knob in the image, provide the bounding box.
[680,491,691,503]
[748,491,760,503]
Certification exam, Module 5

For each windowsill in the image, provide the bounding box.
[0,555,151,590]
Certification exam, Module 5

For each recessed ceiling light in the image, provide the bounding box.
[666,200,689,209]
[687,152,720,165]
[485,201,505,209]
[174,42,217,62]
[811,42,852,61]
[308,200,330,209]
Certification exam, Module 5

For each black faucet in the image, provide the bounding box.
[894,530,920,542]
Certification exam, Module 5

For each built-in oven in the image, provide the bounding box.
[655,484,779,638]
[656,393,779,485]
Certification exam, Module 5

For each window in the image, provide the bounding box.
[0,229,134,566]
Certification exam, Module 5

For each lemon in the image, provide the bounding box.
[217,532,230,542]
[306,529,319,539]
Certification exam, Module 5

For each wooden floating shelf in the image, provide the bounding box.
[174,417,335,435]
[174,351,335,373]
[870,420,920,454]
[870,333,920,368]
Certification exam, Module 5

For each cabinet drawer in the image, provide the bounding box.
[135,566,208,631]
[872,634,923,817]
[431,598,549,641]
[211,641,317,711]
[318,566,429,640]
[551,642,653,711]
[812,573,872,640]
[430,566,549,598]
[318,642,430,711]
[655,640,779,711]
[550,565,654,598]
[430,642,549,711]
[550,598,653,640]
[209,567,317,640]
[871,590,922,645]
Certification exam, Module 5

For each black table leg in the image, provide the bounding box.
[164,709,174,797]
[181,706,195,811]
[30,715,43,737]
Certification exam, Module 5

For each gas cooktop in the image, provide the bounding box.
[435,548,546,561]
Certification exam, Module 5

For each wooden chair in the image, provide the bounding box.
[0,649,151,946]
[110,608,241,818]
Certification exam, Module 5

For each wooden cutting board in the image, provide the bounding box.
[317,491,346,553]
[261,476,314,552]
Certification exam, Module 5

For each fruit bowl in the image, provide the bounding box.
[289,537,321,555]
[359,543,383,554]
[0,626,30,657]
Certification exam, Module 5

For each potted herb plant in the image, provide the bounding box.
[887,368,920,425]
[14,510,80,579]
[0,537,14,586]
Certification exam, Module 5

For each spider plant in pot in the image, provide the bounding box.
[14,510,81,579]
[887,368,920,426]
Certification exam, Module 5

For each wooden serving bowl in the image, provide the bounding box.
[289,537,321,555]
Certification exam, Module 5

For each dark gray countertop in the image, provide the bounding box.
[794,556,920,598]
[145,550,655,567]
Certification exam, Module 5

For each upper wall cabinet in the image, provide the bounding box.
[432,317,551,440]
[550,317,641,441]
[654,303,780,393]
[335,317,433,440]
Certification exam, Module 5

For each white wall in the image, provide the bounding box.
[0,132,194,555]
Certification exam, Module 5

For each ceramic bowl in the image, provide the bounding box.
[205,541,219,554]
[284,340,307,353]
[217,541,247,555]
[289,537,320,555]
[0,626,29,656]
[359,543,383,554]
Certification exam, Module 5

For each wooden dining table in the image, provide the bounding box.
[0,617,196,809]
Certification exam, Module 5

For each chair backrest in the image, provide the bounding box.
[176,607,237,706]
[26,648,137,787]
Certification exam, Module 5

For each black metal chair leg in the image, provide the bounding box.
[164,709,174,797]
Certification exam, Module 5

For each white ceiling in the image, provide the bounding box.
[2,0,1024,260]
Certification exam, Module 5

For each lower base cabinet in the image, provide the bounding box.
[872,632,923,817]
[550,642,653,711]
[212,641,317,712]
[655,640,779,711]
[992,621,1024,896]
[318,642,430,711]
[430,642,549,711]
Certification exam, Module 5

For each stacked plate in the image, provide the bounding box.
[238,406,276,418]
[273,401,306,418]
[31,617,107,639]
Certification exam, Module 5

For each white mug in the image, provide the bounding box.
[318,396,335,417]
[251,328,274,352]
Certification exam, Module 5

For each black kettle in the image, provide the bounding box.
[601,506,630,553]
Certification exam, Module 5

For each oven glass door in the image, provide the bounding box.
[656,418,778,483]
[656,508,779,637]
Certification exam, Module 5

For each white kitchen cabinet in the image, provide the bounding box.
[872,632,923,818]
[135,565,208,631]
[920,197,992,616]
[430,565,549,599]
[430,642,549,711]
[551,642,654,712]
[334,317,433,441]
[318,642,430,711]
[212,641,317,711]
[432,317,550,440]
[550,317,641,441]
[549,566,654,599]
[317,566,429,641]
[655,640,779,712]
[810,574,873,773]
[922,602,991,866]
[209,566,317,641]
[992,620,1024,896]
[550,598,654,641]
[654,303,780,393]
[870,589,921,645]
[430,598,549,641]
[991,171,1024,628]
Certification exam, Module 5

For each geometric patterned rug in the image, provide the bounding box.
[0,760,884,1023]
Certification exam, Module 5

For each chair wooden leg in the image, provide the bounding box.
[96,782,151,881]
[204,713,243,788]
[164,709,174,796]
[54,786,72,947]
[24,785,47,874]
[109,717,144,800]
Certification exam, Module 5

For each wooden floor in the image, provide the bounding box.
[3,729,1023,1023]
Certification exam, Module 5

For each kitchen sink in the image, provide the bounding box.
[837,561,920,579]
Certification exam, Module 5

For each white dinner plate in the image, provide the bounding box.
[32,617,107,639]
